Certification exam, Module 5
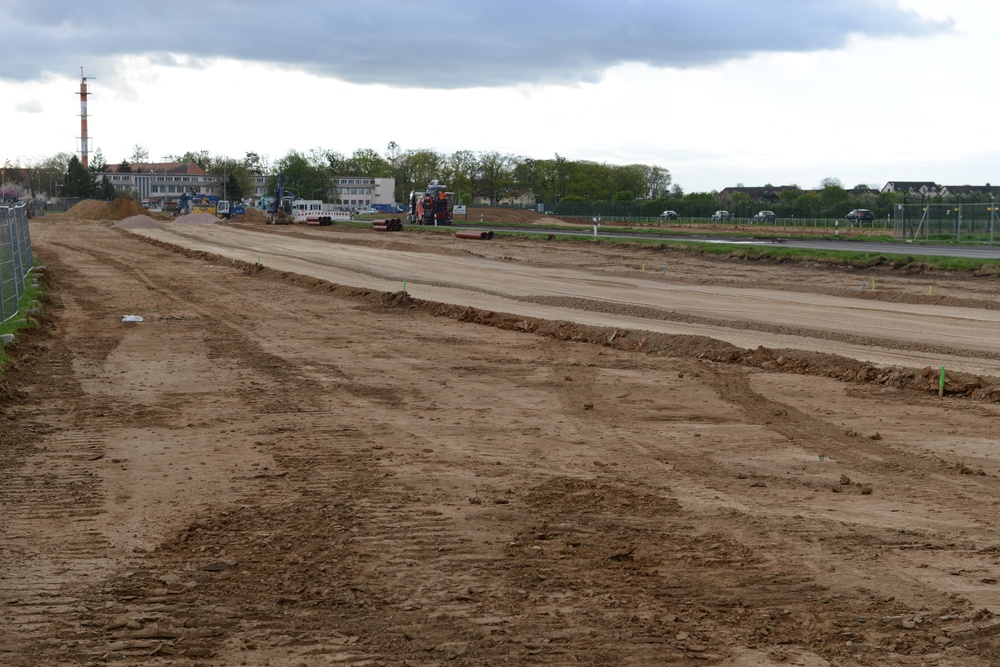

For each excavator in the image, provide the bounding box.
[175,192,246,218]
[268,172,294,225]
[175,192,221,216]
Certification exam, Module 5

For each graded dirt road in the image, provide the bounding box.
[4,216,1000,666]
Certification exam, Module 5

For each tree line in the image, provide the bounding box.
[3,147,990,222]
[2,143,676,206]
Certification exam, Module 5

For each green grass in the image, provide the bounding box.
[336,219,1000,273]
[0,267,45,375]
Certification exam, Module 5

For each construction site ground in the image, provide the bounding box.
[4,211,1000,666]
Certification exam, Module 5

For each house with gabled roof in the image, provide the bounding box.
[940,184,999,198]
[880,181,942,197]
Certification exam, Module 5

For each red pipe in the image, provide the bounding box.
[455,230,494,240]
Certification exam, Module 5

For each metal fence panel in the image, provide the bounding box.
[894,203,998,243]
[1,204,33,324]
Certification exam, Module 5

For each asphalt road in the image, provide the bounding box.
[453,224,1000,259]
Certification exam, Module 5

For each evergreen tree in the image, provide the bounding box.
[88,148,108,173]
[118,159,132,173]
[64,155,96,198]
[99,175,116,201]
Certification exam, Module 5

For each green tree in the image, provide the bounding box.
[166,150,211,170]
[130,144,150,164]
[241,152,268,175]
[117,159,132,173]
[208,157,254,203]
[477,151,515,204]
[819,184,851,217]
[400,149,447,199]
[41,153,72,198]
[728,191,753,217]
[88,148,108,173]
[98,175,116,201]
[64,155,96,198]
[778,187,802,205]
[267,150,334,201]
[795,192,821,218]
[345,148,389,177]
[448,150,481,204]
[638,165,672,199]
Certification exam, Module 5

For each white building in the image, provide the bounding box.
[104,162,215,209]
[101,162,396,211]
[251,175,396,209]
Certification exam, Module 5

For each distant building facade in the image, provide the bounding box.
[102,162,213,209]
[250,175,396,209]
[99,163,396,210]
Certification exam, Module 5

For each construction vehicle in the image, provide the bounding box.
[175,192,220,216]
[408,180,454,226]
[267,172,294,224]
[216,200,247,218]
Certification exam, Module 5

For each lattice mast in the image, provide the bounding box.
[77,67,91,168]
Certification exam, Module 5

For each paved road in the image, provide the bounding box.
[455,224,1000,259]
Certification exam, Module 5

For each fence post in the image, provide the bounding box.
[1,203,33,325]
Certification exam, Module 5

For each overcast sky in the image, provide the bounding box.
[0,0,989,193]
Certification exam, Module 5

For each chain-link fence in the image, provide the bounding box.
[1,203,34,324]
[894,203,999,243]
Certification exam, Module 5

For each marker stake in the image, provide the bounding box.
[939,366,945,397]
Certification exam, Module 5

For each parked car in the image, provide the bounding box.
[845,209,875,223]
[751,210,776,223]
[659,210,679,220]
[711,210,732,221]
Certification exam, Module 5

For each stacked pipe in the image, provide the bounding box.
[455,230,495,240]
[372,218,404,232]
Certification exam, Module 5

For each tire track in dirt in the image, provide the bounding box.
[11,220,1000,664]
[0,255,120,664]
[12,234,531,663]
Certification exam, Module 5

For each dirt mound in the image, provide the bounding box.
[244,207,269,223]
[462,207,551,225]
[65,197,148,221]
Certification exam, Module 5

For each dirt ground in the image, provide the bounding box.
[4,214,1000,666]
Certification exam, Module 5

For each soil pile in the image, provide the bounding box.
[462,207,551,224]
[244,207,269,223]
[65,197,147,221]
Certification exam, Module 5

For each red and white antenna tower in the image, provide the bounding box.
[77,67,92,169]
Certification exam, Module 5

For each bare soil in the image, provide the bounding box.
[4,215,1000,666]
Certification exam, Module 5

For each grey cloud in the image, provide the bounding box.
[14,100,43,113]
[0,0,951,88]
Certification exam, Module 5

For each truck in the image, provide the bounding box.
[408,180,454,226]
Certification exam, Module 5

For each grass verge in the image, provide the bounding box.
[0,264,46,377]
